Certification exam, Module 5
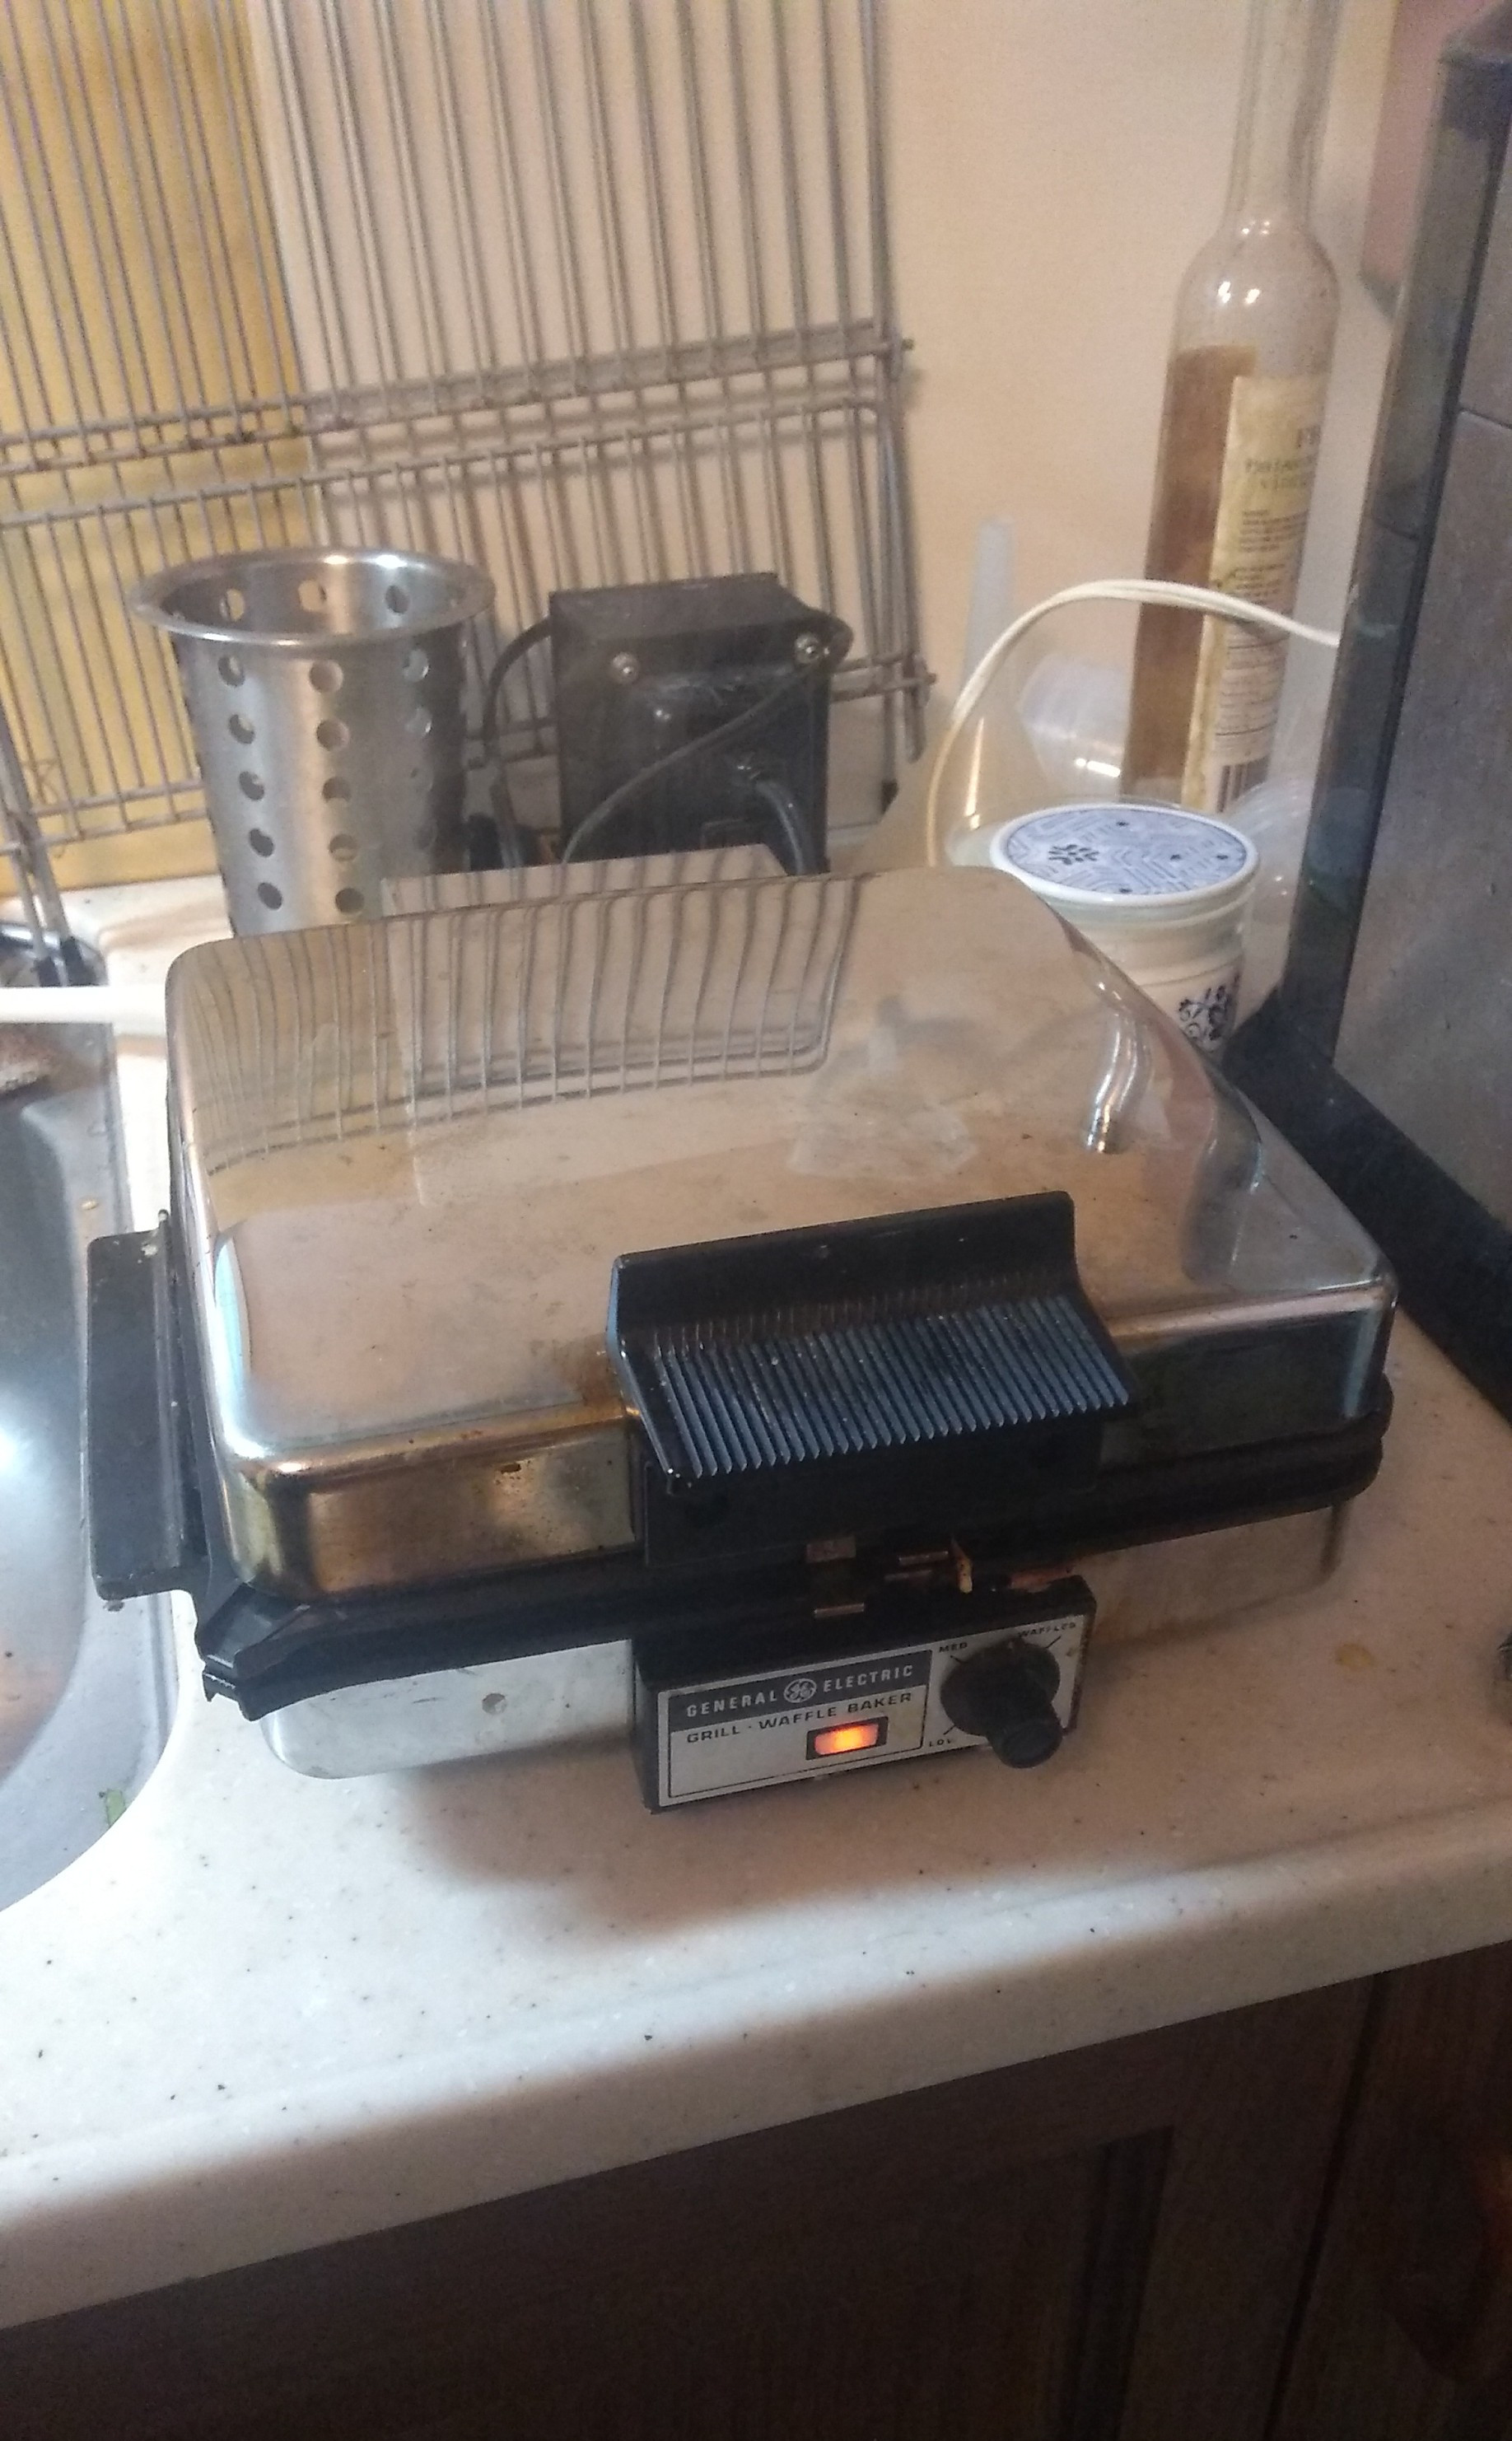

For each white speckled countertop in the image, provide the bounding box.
[3,880,1512,2333]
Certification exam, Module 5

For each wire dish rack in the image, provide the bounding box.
[0,0,923,886]
[175,870,859,1170]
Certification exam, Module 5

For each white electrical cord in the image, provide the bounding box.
[923,577,1342,868]
[0,983,166,1034]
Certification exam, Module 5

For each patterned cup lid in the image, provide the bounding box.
[991,802,1258,909]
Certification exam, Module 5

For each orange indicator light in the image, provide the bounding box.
[808,1719,886,1760]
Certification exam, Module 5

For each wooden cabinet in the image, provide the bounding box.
[5,1944,1512,2441]
[1275,1944,1512,2441]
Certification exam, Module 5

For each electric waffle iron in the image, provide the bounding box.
[88,856,1393,1806]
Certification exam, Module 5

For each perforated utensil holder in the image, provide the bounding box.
[132,547,493,935]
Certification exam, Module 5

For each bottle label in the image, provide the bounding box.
[1181,371,1326,812]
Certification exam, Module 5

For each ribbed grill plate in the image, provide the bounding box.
[644,1291,1132,1480]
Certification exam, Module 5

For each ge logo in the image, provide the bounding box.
[784,1677,819,1703]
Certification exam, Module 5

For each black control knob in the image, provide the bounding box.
[940,1638,1063,1768]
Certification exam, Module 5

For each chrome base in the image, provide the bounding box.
[259,1508,1344,1780]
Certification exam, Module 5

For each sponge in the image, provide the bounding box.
[0,1027,50,1094]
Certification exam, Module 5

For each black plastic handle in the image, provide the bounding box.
[87,1221,199,1602]
[609,1194,1135,1490]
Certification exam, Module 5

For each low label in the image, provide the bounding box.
[665,1649,931,1733]
[662,1647,933,1800]
[642,1603,1094,1806]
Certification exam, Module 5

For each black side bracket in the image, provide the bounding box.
[87,1220,202,1602]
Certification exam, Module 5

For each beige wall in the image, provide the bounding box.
[889,0,1399,693]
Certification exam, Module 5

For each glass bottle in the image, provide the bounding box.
[1122,0,1342,813]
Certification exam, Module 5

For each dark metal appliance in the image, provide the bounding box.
[548,575,845,870]
[1230,2,1512,1418]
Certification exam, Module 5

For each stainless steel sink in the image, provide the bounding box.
[0,995,175,1910]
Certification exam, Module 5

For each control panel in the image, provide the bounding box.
[632,1581,1094,1809]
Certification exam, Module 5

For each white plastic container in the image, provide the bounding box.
[989,801,1259,1049]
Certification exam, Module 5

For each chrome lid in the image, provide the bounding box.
[167,863,1391,1598]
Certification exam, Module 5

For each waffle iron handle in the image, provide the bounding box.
[86,1220,201,1602]
[607,1192,1135,1494]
